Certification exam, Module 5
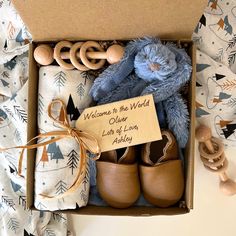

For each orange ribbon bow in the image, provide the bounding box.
[0,99,101,199]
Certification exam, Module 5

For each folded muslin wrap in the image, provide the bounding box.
[35,66,94,211]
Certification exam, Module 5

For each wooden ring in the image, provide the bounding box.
[200,154,225,168]
[199,137,224,160]
[204,158,228,174]
[70,42,90,71]
[80,41,106,70]
[54,41,74,70]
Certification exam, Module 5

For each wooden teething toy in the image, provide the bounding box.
[196,125,236,196]
[34,41,124,71]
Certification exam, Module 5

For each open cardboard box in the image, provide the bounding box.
[13,0,206,216]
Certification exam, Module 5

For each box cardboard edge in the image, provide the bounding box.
[185,43,196,210]
[27,39,195,215]
[27,43,38,209]
[12,0,207,41]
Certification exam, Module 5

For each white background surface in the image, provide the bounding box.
[70,142,236,236]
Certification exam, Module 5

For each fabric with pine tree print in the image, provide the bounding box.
[0,0,30,64]
[0,71,69,236]
[193,0,236,74]
[35,65,94,210]
[0,52,28,102]
[193,0,236,146]
[0,1,70,235]
[196,50,236,146]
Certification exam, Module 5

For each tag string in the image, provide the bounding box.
[0,99,101,199]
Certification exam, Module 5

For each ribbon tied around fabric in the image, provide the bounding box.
[0,99,101,199]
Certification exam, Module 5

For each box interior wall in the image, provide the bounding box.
[12,0,207,41]
[27,39,195,216]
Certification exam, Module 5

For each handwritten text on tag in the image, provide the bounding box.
[76,95,162,152]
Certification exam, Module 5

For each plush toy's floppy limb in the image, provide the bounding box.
[97,75,167,128]
[155,101,167,128]
[163,93,189,148]
[97,74,147,105]
[90,37,160,101]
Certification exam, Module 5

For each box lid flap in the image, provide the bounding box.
[12,0,207,41]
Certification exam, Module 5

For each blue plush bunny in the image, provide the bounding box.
[89,38,192,148]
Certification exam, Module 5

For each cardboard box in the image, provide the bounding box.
[12,0,206,216]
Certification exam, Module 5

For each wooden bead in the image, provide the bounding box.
[219,172,236,195]
[196,125,215,153]
[195,125,212,143]
[106,44,124,64]
[34,44,54,65]
[220,179,236,196]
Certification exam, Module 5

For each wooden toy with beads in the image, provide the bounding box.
[33,40,124,71]
[195,125,236,196]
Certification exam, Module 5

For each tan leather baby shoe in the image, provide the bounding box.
[96,146,140,208]
[139,130,184,207]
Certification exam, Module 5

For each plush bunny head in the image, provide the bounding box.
[134,43,177,82]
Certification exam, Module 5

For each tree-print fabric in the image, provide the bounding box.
[193,0,236,146]
[0,1,70,235]
[35,66,94,211]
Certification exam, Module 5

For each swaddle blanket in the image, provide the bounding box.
[0,1,71,235]
[193,0,236,146]
[35,66,94,211]
[196,50,236,146]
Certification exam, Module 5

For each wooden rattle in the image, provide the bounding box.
[196,125,236,196]
[34,41,124,71]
